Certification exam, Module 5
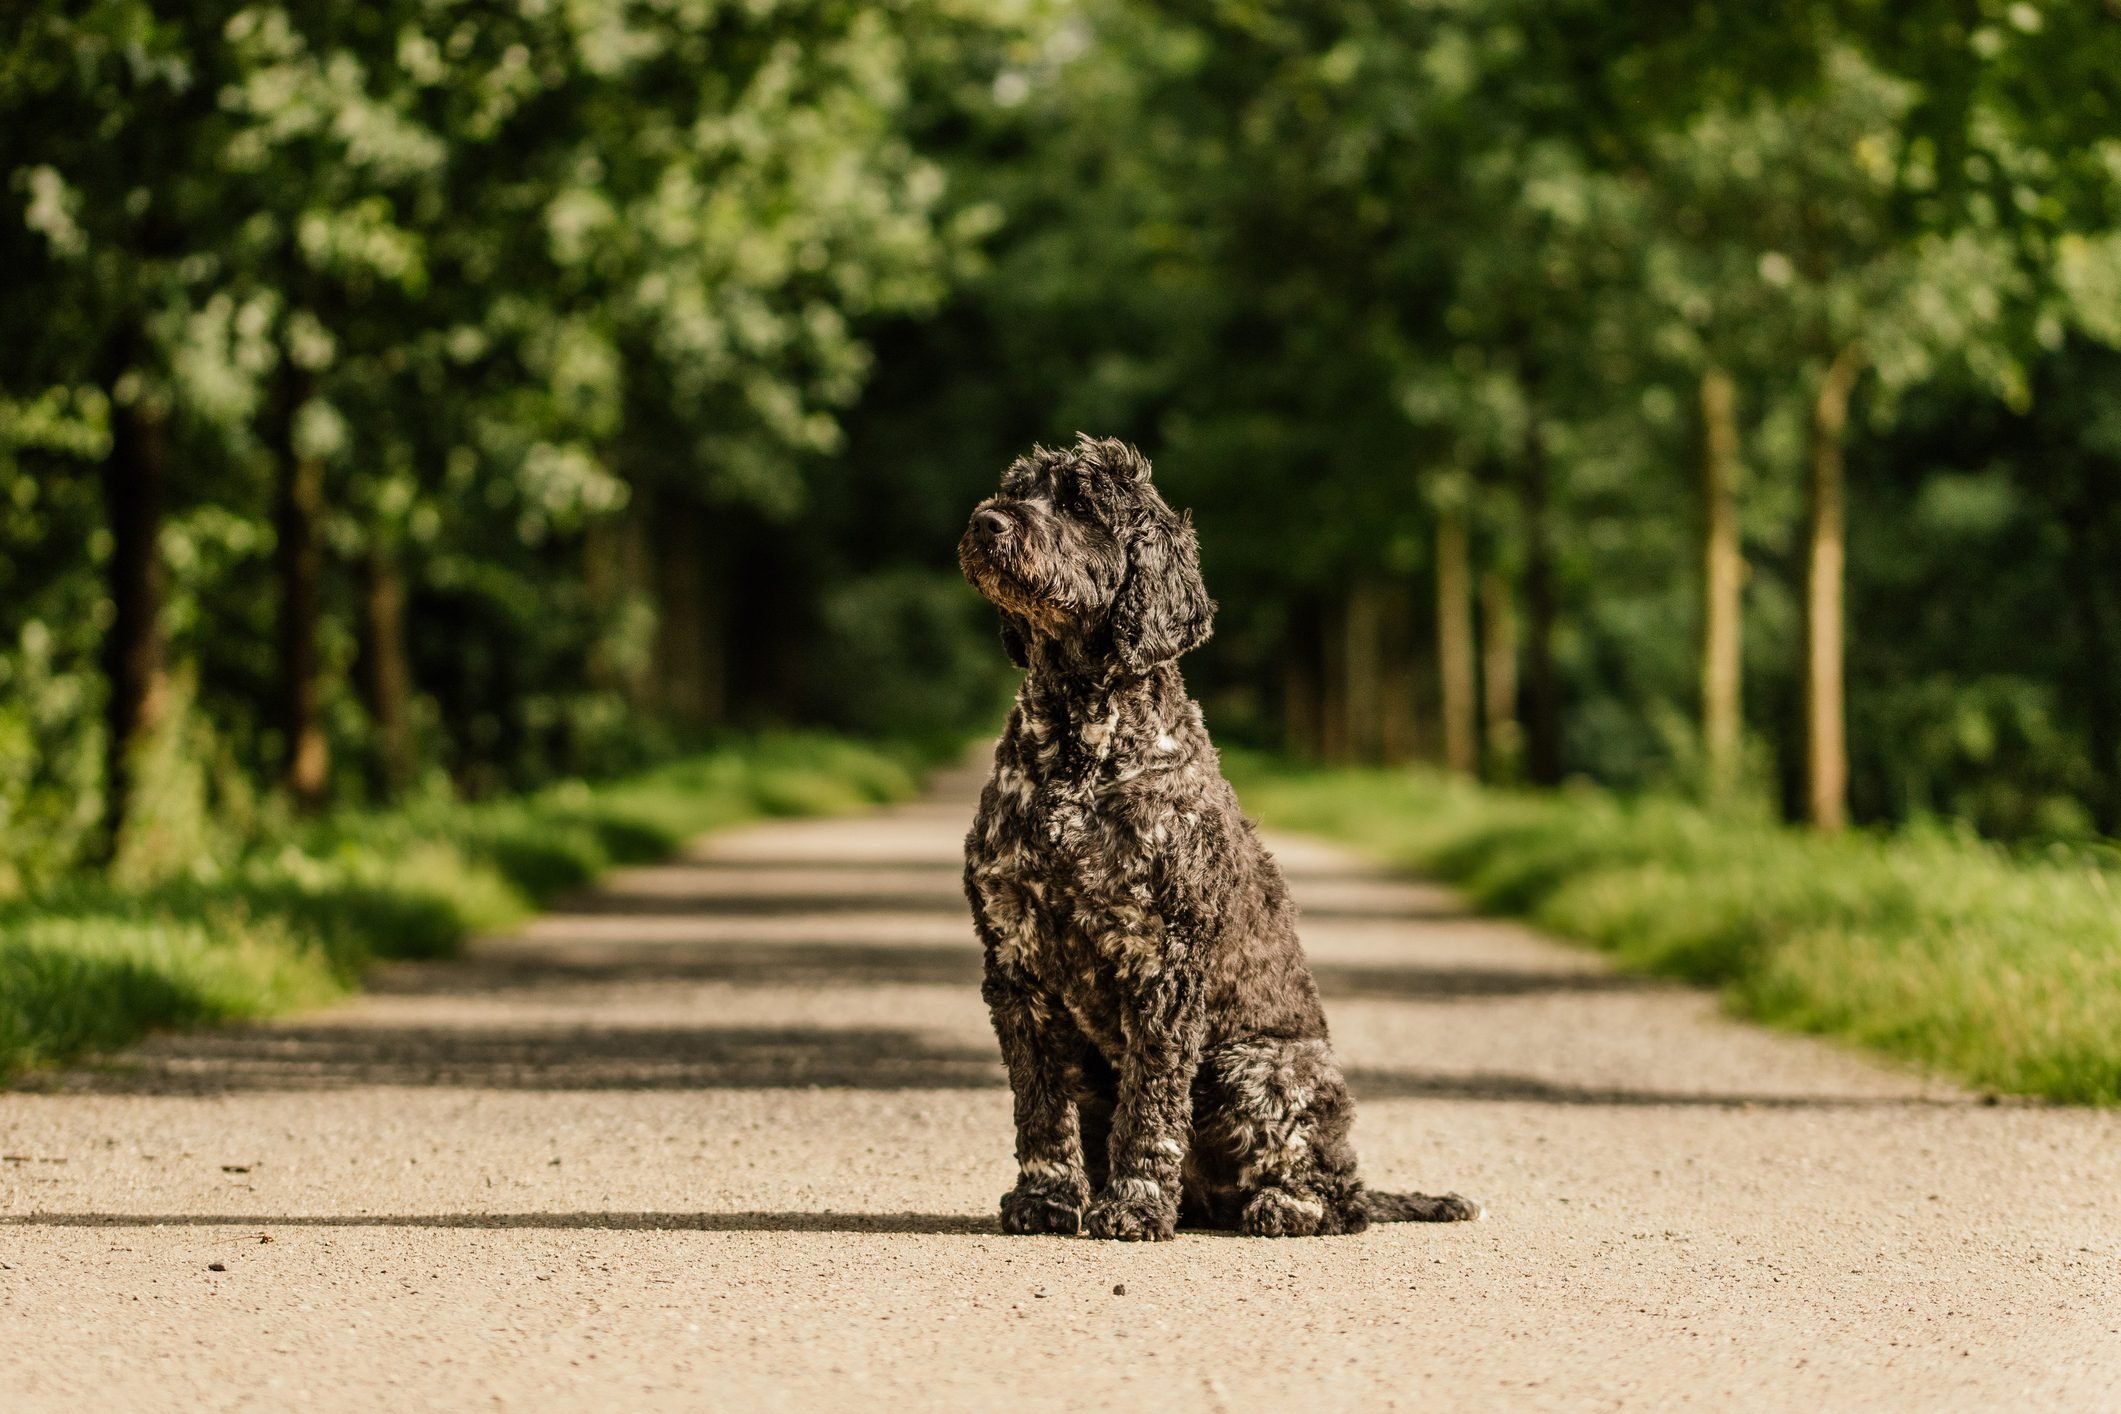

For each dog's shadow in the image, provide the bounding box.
[0,1210,1000,1236]
[0,1209,1463,1238]
[0,1210,1339,1238]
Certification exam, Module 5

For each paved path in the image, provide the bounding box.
[4,766,2120,1411]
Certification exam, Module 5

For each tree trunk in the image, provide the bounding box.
[1699,366,1744,803]
[1435,505,1477,776]
[1318,596,1350,764]
[98,391,170,858]
[584,504,653,706]
[1377,582,1419,764]
[1802,344,1864,832]
[275,382,330,812]
[2066,508,2120,834]
[1479,568,1520,780]
[584,511,621,692]
[1520,409,1563,786]
[358,544,413,800]
[651,493,728,730]
[1282,598,1324,760]
[1342,580,1387,763]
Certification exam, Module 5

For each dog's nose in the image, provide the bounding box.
[975,507,1013,540]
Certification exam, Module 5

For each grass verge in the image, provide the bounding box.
[0,733,919,1082]
[1225,756,2121,1105]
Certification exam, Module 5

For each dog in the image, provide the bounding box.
[958,434,1483,1240]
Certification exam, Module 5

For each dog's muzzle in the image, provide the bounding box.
[971,506,1014,544]
[960,503,1022,588]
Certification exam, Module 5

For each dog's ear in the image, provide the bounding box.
[1075,433,1152,485]
[1111,508,1215,670]
[999,612,1031,669]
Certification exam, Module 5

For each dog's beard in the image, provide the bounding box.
[957,533,1017,603]
[960,536,1076,637]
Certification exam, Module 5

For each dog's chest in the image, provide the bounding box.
[967,715,1178,987]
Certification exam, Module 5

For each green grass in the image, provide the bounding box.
[0,733,920,1082]
[1225,756,2121,1105]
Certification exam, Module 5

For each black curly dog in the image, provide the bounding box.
[959,435,1484,1240]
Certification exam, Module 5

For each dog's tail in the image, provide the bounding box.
[1366,1190,1485,1223]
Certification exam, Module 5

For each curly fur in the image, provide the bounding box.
[959,434,1484,1240]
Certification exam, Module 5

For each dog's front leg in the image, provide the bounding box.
[984,968,1091,1235]
[1086,968,1204,1242]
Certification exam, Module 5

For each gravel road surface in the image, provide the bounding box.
[4,765,2118,1411]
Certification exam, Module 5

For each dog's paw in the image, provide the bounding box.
[1085,1183,1177,1242]
[999,1181,1086,1236]
[1237,1188,1328,1239]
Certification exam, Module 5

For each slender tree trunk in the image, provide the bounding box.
[1520,408,1563,786]
[585,498,657,707]
[583,510,625,695]
[2066,509,2120,834]
[584,512,620,692]
[1802,344,1864,832]
[1319,596,1350,764]
[1479,568,1520,780]
[1342,580,1386,763]
[1435,505,1477,776]
[1699,366,1744,803]
[358,544,413,800]
[99,391,170,858]
[1283,653,1320,761]
[1283,597,1324,760]
[275,378,330,811]
[652,493,728,730]
[1378,583,1419,765]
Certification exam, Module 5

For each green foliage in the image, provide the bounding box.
[0,733,917,1081]
[808,569,1020,745]
[0,0,998,869]
[3,0,2119,917]
[834,0,2121,831]
[1229,756,2121,1104]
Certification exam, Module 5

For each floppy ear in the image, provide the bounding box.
[1111,510,1215,670]
[999,612,1031,669]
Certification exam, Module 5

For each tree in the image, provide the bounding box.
[1640,47,2021,826]
[1697,366,1743,802]
[0,2,236,851]
[1434,496,1477,776]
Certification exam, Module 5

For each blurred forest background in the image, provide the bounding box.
[6,0,2121,894]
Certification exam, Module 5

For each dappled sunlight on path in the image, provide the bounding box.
[3,764,2117,1411]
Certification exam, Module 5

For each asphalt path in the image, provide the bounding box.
[4,764,2119,1411]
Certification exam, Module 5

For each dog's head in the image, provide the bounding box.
[959,435,1215,671]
